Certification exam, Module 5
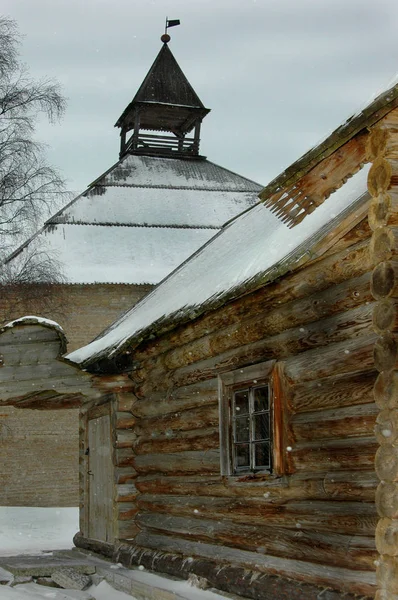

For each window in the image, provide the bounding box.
[232,384,272,473]
[218,360,284,477]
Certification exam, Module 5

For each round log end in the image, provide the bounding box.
[375,445,398,483]
[376,482,398,518]
[367,128,389,162]
[370,227,395,265]
[374,333,398,373]
[371,262,396,300]
[369,193,392,231]
[375,409,398,445]
[373,299,397,334]
[376,517,398,555]
[374,370,398,410]
[368,157,392,197]
[377,555,398,595]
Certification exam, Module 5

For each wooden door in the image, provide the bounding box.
[87,413,114,543]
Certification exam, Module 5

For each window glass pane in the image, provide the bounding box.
[234,390,249,415]
[254,413,270,441]
[254,442,271,469]
[234,416,250,442]
[254,385,269,412]
[235,444,250,468]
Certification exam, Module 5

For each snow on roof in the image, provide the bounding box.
[6,154,260,285]
[96,154,261,191]
[50,188,257,229]
[1,315,64,333]
[39,225,217,284]
[66,165,370,368]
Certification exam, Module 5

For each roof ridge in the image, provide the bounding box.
[47,221,221,230]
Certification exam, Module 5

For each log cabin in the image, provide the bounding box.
[3,79,398,599]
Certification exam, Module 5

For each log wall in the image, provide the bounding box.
[367,110,398,600]
[111,214,379,599]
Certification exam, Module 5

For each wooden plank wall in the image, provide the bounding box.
[367,109,398,600]
[124,216,378,598]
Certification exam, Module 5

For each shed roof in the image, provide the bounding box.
[5,155,260,284]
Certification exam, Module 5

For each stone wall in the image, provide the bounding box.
[0,283,153,506]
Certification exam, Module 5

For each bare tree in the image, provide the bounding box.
[0,17,67,278]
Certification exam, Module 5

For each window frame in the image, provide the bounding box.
[218,360,285,478]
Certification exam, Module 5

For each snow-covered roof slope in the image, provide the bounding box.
[5,155,261,285]
[66,165,370,368]
[39,225,217,284]
[50,188,256,229]
[94,154,260,191]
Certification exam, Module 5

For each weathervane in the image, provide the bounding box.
[161,17,180,43]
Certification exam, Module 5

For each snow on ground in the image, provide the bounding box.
[0,508,78,556]
[0,508,231,600]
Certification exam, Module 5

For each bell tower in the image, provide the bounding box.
[115,34,210,159]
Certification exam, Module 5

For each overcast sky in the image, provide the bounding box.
[3,0,398,194]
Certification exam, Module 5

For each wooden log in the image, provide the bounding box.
[116,393,137,413]
[374,332,398,372]
[376,518,398,556]
[133,531,376,597]
[321,471,378,502]
[157,286,374,373]
[375,445,398,482]
[136,512,376,571]
[366,127,390,161]
[133,404,219,438]
[371,259,398,299]
[376,482,398,518]
[0,340,61,366]
[319,214,371,258]
[135,471,377,503]
[377,555,398,594]
[115,430,137,449]
[137,494,377,535]
[284,334,377,384]
[116,483,138,503]
[115,413,136,430]
[134,240,372,363]
[131,380,217,418]
[133,428,219,456]
[133,270,373,384]
[367,157,394,196]
[370,226,398,264]
[373,298,398,333]
[117,521,139,541]
[375,409,398,445]
[133,449,220,475]
[115,448,135,468]
[291,403,377,442]
[291,369,375,413]
[374,370,398,409]
[114,466,137,484]
[139,318,377,396]
[292,438,378,473]
[368,193,395,231]
[117,502,138,520]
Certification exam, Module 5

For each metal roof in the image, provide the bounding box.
[6,154,261,285]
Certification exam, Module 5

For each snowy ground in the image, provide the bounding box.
[0,507,78,556]
[0,508,231,600]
